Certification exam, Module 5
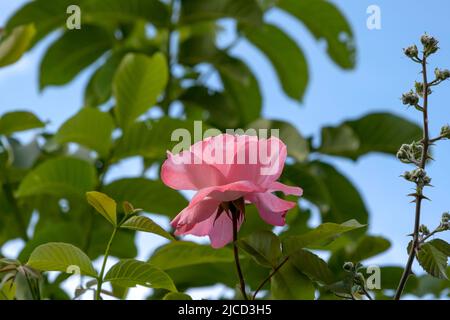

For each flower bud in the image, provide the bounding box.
[355,272,366,285]
[343,262,354,272]
[415,82,432,97]
[440,124,450,139]
[402,91,419,106]
[442,212,450,223]
[434,68,450,81]
[421,34,439,56]
[419,224,430,235]
[402,171,413,181]
[404,45,419,59]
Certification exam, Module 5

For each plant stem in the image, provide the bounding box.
[2,182,29,241]
[394,55,430,300]
[231,211,248,300]
[252,256,289,300]
[95,227,117,300]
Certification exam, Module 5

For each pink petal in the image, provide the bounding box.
[268,181,303,196]
[171,198,221,234]
[188,180,265,209]
[246,192,296,226]
[209,211,244,248]
[161,151,226,190]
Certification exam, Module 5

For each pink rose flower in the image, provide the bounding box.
[161,134,302,248]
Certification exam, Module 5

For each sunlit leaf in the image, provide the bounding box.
[86,191,117,225]
[0,25,35,68]
[27,242,97,277]
[104,259,177,291]
[417,243,448,279]
[0,111,44,135]
[121,216,174,240]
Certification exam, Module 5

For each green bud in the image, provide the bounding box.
[421,34,439,56]
[442,212,450,223]
[434,68,450,81]
[440,124,450,139]
[404,45,419,59]
[355,272,366,285]
[415,82,432,97]
[343,262,354,272]
[419,224,430,235]
[402,90,419,106]
[402,171,413,181]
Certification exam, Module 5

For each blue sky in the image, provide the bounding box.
[1,0,449,298]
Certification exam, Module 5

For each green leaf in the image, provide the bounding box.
[121,216,174,240]
[428,239,450,257]
[328,236,391,269]
[218,56,262,125]
[318,113,422,160]
[113,118,198,161]
[27,242,97,277]
[39,26,112,89]
[378,266,418,293]
[0,25,35,68]
[0,111,45,135]
[149,242,234,270]
[16,157,97,198]
[113,53,168,128]
[283,161,369,224]
[277,0,355,69]
[180,0,263,27]
[163,292,192,300]
[86,191,117,226]
[238,231,281,268]
[271,259,315,299]
[247,118,309,162]
[283,219,365,254]
[83,0,169,27]
[84,53,123,107]
[54,108,114,157]
[6,0,80,43]
[417,243,448,279]
[243,23,308,100]
[104,259,177,292]
[290,249,335,285]
[102,178,188,219]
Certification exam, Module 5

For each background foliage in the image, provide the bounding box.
[0,0,448,300]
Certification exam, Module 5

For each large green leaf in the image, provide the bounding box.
[328,235,391,270]
[238,231,281,268]
[121,216,174,240]
[283,219,365,254]
[0,25,35,68]
[247,118,309,162]
[102,178,187,218]
[217,56,262,125]
[27,242,97,277]
[417,243,448,279]
[271,259,315,299]
[113,53,168,128]
[318,113,422,160]
[39,26,112,89]
[6,0,80,42]
[290,249,335,285]
[149,242,234,270]
[84,52,123,107]
[0,111,44,136]
[428,239,450,257]
[83,0,169,27]
[86,191,117,226]
[283,161,369,224]
[16,157,97,198]
[277,0,355,69]
[104,259,177,292]
[55,108,114,157]
[243,23,308,100]
[113,118,197,161]
[180,0,263,27]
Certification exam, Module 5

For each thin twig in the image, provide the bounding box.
[394,54,431,300]
[252,256,289,300]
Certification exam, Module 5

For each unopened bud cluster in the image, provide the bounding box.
[402,168,431,186]
[438,212,450,231]
[440,125,450,139]
[414,82,432,97]
[434,68,450,81]
[401,90,419,106]
[421,34,439,56]
[418,224,430,235]
[396,142,423,164]
[403,45,418,59]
